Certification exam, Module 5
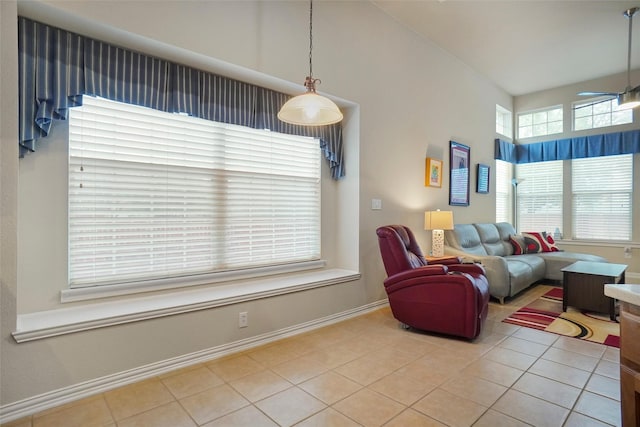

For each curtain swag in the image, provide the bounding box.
[495,129,640,164]
[18,17,345,179]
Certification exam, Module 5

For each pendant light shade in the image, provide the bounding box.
[278,77,343,126]
[278,0,343,126]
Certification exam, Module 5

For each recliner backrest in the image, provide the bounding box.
[376,225,428,277]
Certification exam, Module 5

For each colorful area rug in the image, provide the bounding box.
[503,287,620,348]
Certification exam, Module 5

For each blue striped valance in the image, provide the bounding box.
[18,18,345,179]
[495,129,640,164]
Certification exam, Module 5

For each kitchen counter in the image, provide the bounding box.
[604,284,640,305]
[605,283,640,427]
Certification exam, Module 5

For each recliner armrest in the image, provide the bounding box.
[383,265,448,287]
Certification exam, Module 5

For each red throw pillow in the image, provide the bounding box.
[522,232,552,253]
[509,234,526,255]
[545,234,560,252]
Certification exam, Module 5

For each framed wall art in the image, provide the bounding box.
[425,157,443,187]
[449,141,470,206]
[476,163,490,194]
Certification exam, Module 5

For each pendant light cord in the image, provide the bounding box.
[304,0,320,93]
[308,0,314,80]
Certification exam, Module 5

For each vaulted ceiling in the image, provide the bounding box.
[372,1,640,96]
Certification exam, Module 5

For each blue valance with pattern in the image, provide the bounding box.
[495,129,640,164]
[18,18,345,179]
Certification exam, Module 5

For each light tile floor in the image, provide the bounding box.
[2,284,622,427]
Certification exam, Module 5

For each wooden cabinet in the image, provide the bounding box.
[620,301,640,426]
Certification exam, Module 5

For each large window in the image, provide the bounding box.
[573,97,633,131]
[496,104,512,138]
[518,106,563,139]
[572,154,633,240]
[515,161,563,234]
[68,96,321,287]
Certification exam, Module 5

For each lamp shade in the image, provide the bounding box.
[278,92,343,126]
[424,210,454,230]
[617,90,640,110]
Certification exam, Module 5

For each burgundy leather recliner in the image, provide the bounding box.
[376,225,490,339]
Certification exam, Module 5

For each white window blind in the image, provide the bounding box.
[69,96,321,287]
[572,154,633,240]
[515,160,563,234]
[495,160,513,223]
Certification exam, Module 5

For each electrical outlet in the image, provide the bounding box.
[238,311,248,328]
[371,198,382,210]
[624,246,632,259]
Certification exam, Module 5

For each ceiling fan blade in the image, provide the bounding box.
[577,91,619,96]
[573,96,617,110]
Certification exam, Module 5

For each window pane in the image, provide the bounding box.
[548,108,563,121]
[519,114,532,127]
[533,111,548,124]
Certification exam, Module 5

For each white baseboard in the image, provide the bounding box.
[0,300,389,424]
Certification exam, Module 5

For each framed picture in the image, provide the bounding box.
[449,141,470,206]
[425,158,443,187]
[476,163,490,194]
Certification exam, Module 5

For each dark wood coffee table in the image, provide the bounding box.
[562,261,627,321]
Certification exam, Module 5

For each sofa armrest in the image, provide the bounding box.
[444,246,510,301]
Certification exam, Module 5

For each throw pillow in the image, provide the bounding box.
[544,233,560,252]
[522,231,552,253]
[509,234,527,255]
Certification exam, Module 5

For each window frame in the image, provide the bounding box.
[496,104,513,139]
[572,97,633,131]
[517,105,563,139]
[64,96,326,300]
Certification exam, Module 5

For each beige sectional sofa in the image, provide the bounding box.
[444,222,607,303]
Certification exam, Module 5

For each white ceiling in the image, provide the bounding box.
[371,0,640,96]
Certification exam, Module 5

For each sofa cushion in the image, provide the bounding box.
[447,224,488,256]
[474,223,508,256]
[537,251,607,281]
[495,222,517,256]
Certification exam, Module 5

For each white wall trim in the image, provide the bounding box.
[13,269,361,343]
[0,299,388,423]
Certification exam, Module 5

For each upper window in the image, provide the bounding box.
[517,106,563,139]
[496,105,512,139]
[573,97,633,131]
[515,160,563,234]
[68,96,321,288]
[572,154,633,240]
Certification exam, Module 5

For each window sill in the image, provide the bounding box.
[13,268,361,343]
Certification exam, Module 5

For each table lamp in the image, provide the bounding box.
[424,210,454,257]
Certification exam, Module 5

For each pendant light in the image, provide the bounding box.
[277,0,343,126]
